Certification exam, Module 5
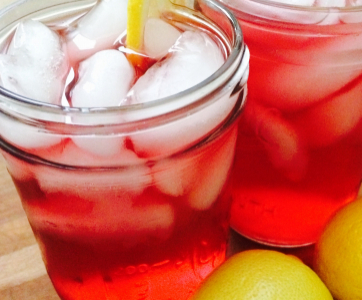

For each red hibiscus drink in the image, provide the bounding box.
[219,0,362,247]
[0,0,249,299]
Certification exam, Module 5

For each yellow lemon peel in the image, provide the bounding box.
[126,0,194,63]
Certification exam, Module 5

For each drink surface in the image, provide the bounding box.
[222,0,362,246]
[0,0,248,299]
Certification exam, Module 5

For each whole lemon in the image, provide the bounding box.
[314,197,362,300]
[191,249,332,300]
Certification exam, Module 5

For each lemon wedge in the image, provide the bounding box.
[126,0,149,52]
[126,0,162,52]
[126,0,194,63]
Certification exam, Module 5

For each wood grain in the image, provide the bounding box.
[0,0,59,297]
[0,156,60,299]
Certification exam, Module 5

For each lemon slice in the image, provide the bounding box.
[126,0,162,52]
[126,0,149,52]
[126,0,194,63]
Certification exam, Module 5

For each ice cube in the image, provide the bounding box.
[152,126,237,211]
[317,12,340,25]
[0,20,69,105]
[314,0,346,24]
[34,160,152,200]
[339,0,362,23]
[69,49,134,157]
[72,135,143,162]
[250,56,362,112]
[38,137,145,167]
[127,31,224,103]
[125,203,175,237]
[315,0,346,6]
[125,30,236,159]
[31,162,173,242]
[2,152,34,182]
[186,127,237,210]
[130,91,239,158]
[27,168,173,243]
[268,0,314,5]
[231,0,357,25]
[247,103,308,181]
[144,18,182,59]
[152,153,198,197]
[66,0,128,64]
[0,19,66,152]
[70,50,134,107]
[292,77,362,148]
[0,112,62,151]
[224,0,327,24]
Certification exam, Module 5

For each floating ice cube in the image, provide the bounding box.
[152,153,197,197]
[0,18,65,152]
[31,162,173,242]
[317,13,340,25]
[128,31,224,103]
[2,152,34,182]
[72,135,127,157]
[126,30,237,159]
[247,103,308,181]
[0,20,69,104]
[0,112,62,151]
[315,0,346,6]
[232,0,358,25]
[28,167,174,242]
[251,56,362,111]
[225,0,327,24]
[130,91,239,158]
[339,0,362,23]
[268,0,314,5]
[71,135,144,163]
[71,50,134,107]
[37,137,145,167]
[186,127,237,210]
[267,0,355,25]
[70,50,135,157]
[124,202,175,237]
[314,0,346,24]
[152,118,237,206]
[144,18,182,59]
[292,78,362,148]
[34,160,152,199]
[66,0,128,64]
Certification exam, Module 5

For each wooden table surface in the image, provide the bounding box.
[0,0,55,295]
[0,156,60,300]
[0,0,59,297]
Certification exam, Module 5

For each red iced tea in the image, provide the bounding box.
[5,125,236,300]
[0,0,249,299]
[221,0,362,246]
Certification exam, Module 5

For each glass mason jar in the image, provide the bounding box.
[219,0,362,247]
[0,0,249,299]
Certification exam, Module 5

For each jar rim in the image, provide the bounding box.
[232,0,362,11]
[0,0,247,126]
